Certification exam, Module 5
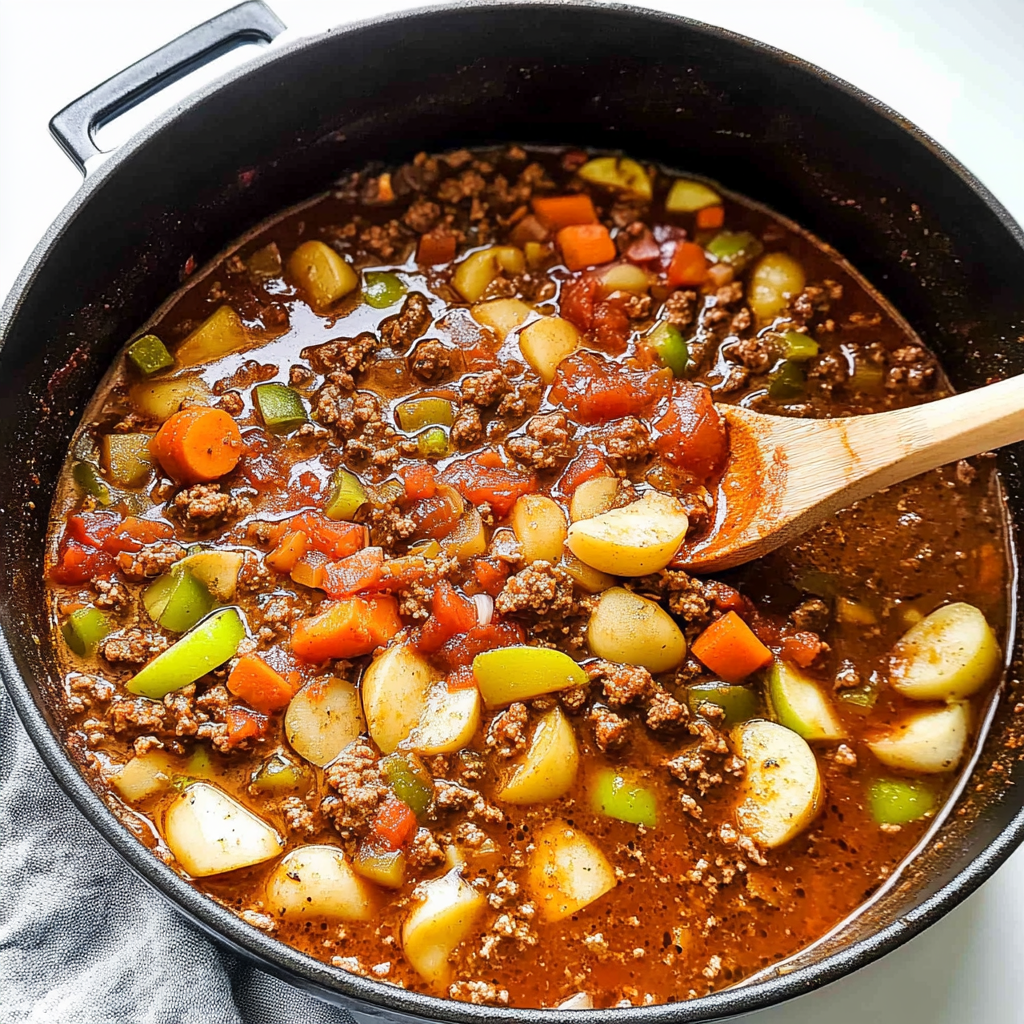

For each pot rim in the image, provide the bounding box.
[2,3,1023,1020]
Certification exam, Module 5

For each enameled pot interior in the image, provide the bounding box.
[2,5,1024,1021]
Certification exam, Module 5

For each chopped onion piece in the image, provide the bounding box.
[557,992,594,1010]
[473,593,494,627]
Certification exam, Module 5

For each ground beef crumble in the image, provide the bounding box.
[322,742,389,837]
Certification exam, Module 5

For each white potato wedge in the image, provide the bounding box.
[767,661,847,742]
[285,677,365,767]
[528,819,618,922]
[361,644,437,754]
[111,750,177,803]
[402,868,487,986]
[511,494,568,563]
[570,475,619,522]
[163,782,284,877]
[890,602,1000,702]
[598,262,651,295]
[559,551,615,595]
[288,240,358,310]
[452,246,525,303]
[519,316,579,383]
[587,587,686,674]
[577,157,652,200]
[733,720,823,849]
[665,179,722,213]
[497,707,579,804]
[175,305,251,366]
[470,297,533,341]
[405,683,482,755]
[867,702,969,774]
[265,845,374,921]
[129,376,212,422]
[747,252,806,321]
[566,490,688,575]
[178,550,244,601]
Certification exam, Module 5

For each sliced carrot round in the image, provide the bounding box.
[151,407,243,483]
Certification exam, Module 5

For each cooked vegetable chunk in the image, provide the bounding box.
[577,156,652,199]
[254,383,308,434]
[324,467,368,521]
[587,587,686,674]
[266,845,374,920]
[288,240,358,309]
[569,475,618,522]
[164,782,283,877]
[687,682,759,725]
[405,683,481,755]
[62,606,111,656]
[691,612,773,683]
[511,494,568,564]
[102,433,153,486]
[361,643,438,753]
[497,707,579,804]
[177,550,243,601]
[363,270,407,309]
[151,407,243,484]
[129,375,212,422]
[889,602,1000,702]
[473,646,587,707]
[868,778,936,825]
[528,820,618,922]
[452,246,524,303]
[143,567,214,633]
[590,769,657,827]
[566,490,688,575]
[471,297,533,341]
[111,750,177,802]
[748,252,806,321]
[175,306,250,366]
[519,316,579,383]
[665,179,722,213]
[285,677,364,766]
[866,702,969,774]
[767,661,847,741]
[126,334,174,375]
[733,720,823,848]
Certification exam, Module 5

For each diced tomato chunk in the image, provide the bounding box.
[438,621,525,670]
[558,446,609,494]
[406,490,462,540]
[289,512,366,559]
[323,547,385,598]
[101,516,174,554]
[653,382,728,480]
[667,241,708,287]
[50,539,116,585]
[224,706,269,748]
[417,581,478,654]
[400,463,437,501]
[446,666,478,692]
[780,631,826,668]
[549,352,672,424]
[591,298,631,354]
[370,797,418,851]
[416,230,457,266]
[66,511,121,548]
[559,274,598,331]
[471,558,509,597]
[440,455,537,517]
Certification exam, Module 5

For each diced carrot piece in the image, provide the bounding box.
[690,611,773,683]
[696,206,725,230]
[667,241,708,287]
[266,530,308,573]
[101,516,175,554]
[472,558,508,597]
[224,706,268,748]
[556,223,616,272]
[292,595,402,662]
[227,653,300,714]
[151,407,243,484]
[291,549,330,590]
[290,512,366,559]
[532,194,598,230]
[416,230,457,266]
[66,511,121,548]
[370,797,418,851]
[400,463,437,501]
[323,547,385,598]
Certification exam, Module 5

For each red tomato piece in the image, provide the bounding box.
[437,621,525,670]
[101,516,174,554]
[440,456,538,517]
[224,706,269,748]
[66,511,121,549]
[471,558,509,597]
[558,446,609,494]
[400,463,437,501]
[780,631,826,668]
[446,666,479,692]
[653,382,728,480]
[591,298,631,354]
[549,352,672,424]
[289,512,366,559]
[559,274,598,331]
[370,797,418,851]
[50,539,117,585]
[417,581,478,654]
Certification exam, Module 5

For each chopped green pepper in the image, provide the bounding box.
[143,568,214,633]
[363,271,408,309]
[416,426,450,459]
[767,359,806,400]
[646,322,690,377]
[254,383,308,434]
[185,745,214,779]
[706,230,763,268]
[850,360,885,393]
[686,682,759,725]
[780,330,819,362]
[868,778,936,825]
[381,753,434,819]
[324,467,367,521]
[250,752,308,793]
[102,433,153,487]
[590,769,657,827]
[353,843,406,888]
[72,462,113,505]
[61,606,111,656]
[396,397,455,432]
[837,683,879,714]
[126,334,175,375]
[127,607,246,700]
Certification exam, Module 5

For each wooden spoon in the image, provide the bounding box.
[676,374,1024,572]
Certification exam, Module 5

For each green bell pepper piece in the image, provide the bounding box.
[416,426,450,458]
[250,752,308,793]
[72,462,113,506]
[850,360,885,393]
[363,271,407,310]
[590,769,658,827]
[353,843,406,888]
[767,359,806,400]
[324,467,367,521]
[61,606,112,656]
[868,778,935,825]
[837,682,879,714]
[127,607,246,700]
[102,433,153,487]
[474,645,588,707]
[143,567,214,633]
[706,230,763,268]
[254,383,308,434]
[381,753,434,818]
[780,330,819,362]
[686,682,758,725]
[397,397,455,432]
[126,334,175,375]
[646,322,690,377]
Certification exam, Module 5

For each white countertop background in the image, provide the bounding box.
[2,2,1023,1021]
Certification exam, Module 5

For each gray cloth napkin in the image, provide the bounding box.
[0,685,361,1024]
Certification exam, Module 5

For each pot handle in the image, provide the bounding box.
[49,1,286,174]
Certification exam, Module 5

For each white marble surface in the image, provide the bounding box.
[2,2,1023,1021]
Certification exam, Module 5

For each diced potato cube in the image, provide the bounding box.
[265,845,374,921]
[361,644,438,754]
[518,316,579,383]
[511,494,568,563]
[129,376,212,423]
[288,240,358,310]
[178,550,244,601]
[867,702,969,774]
[747,253,806,322]
[452,246,525,303]
[559,551,615,595]
[598,262,651,295]
[175,306,251,366]
[111,751,177,803]
[470,297,534,341]
[527,819,618,922]
[285,677,365,767]
[497,707,579,804]
[569,475,618,522]
[587,586,686,673]
[665,179,722,213]
[577,156,652,200]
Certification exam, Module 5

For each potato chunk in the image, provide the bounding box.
[511,494,568,563]
[733,720,823,848]
[402,868,487,986]
[867,702,969,774]
[567,490,688,575]
[129,376,211,422]
[890,602,1000,702]
[452,246,525,303]
[163,782,284,877]
[570,475,618,522]
[470,297,533,341]
[265,845,374,921]
[527,820,618,922]
[518,316,579,383]
[587,587,686,674]
[175,305,251,366]
[497,707,579,804]
[285,677,365,767]
[288,240,358,310]
[404,683,481,755]
[747,252,806,321]
[577,156,652,200]
[767,661,847,741]
[361,644,437,754]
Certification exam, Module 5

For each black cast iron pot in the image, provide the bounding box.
[2,2,1023,1020]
